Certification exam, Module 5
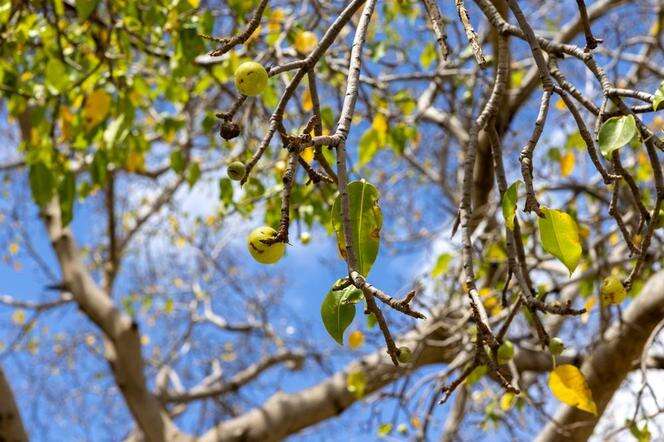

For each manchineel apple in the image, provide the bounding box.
[497,340,514,364]
[548,337,565,355]
[397,346,412,364]
[234,61,268,97]
[227,161,246,181]
[247,226,285,264]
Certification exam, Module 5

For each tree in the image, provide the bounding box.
[0,0,662,441]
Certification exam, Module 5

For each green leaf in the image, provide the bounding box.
[598,115,637,157]
[321,281,357,345]
[170,150,186,174]
[339,285,363,305]
[45,58,68,94]
[431,253,452,278]
[628,420,651,442]
[538,207,582,275]
[75,0,99,20]
[58,171,76,226]
[186,161,201,187]
[366,312,377,329]
[501,181,521,231]
[90,150,108,186]
[29,162,55,208]
[219,177,233,206]
[652,81,664,111]
[358,128,379,167]
[332,180,382,276]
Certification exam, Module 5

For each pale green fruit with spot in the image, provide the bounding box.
[299,231,311,245]
[247,226,285,264]
[397,346,412,364]
[548,337,565,356]
[497,340,514,364]
[600,275,627,305]
[227,161,246,181]
[234,61,268,96]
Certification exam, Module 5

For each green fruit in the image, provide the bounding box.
[600,275,627,305]
[497,340,514,364]
[396,346,412,364]
[234,61,268,96]
[247,226,285,264]
[299,231,311,245]
[548,337,565,356]
[227,161,246,181]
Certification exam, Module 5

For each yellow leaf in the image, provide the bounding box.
[348,330,365,349]
[581,295,596,324]
[294,31,318,54]
[8,243,19,255]
[372,113,388,135]
[125,151,145,173]
[11,309,26,325]
[500,392,516,411]
[83,90,111,129]
[555,99,567,111]
[187,0,200,7]
[548,364,597,415]
[346,369,367,398]
[300,147,314,164]
[560,151,575,177]
[301,88,313,112]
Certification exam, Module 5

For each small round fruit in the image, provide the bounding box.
[227,161,246,181]
[299,231,311,245]
[397,346,412,364]
[600,275,627,305]
[234,61,268,97]
[548,337,565,356]
[219,121,241,140]
[294,31,318,54]
[247,226,285,264]
[497,340,514,364]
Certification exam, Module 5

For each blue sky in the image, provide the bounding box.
[0,1,662,441]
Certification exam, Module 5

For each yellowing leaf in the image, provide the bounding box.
[346,369,366,398]
[300,147,314,164]
[125,151,145,172]
[581,295,596,324]
[8,243,19,255]
[555,98,567,111]
[348,330,365,349]
[11,309,26,325]
[372,113,388,136]
[548,364,597,415]
[301,88,313,111]
[560,151,575,177]
[500,392,516,411]
[84,90,111,129]
[294,31,318,54]
[501,181,521,231]
[539,207,582,275]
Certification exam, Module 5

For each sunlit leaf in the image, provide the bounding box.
[348,330,364,349]
[538,207,582,275]
[598,115,637,157]
[332,180,382,276]
[501,181,521,231]
[548,364,597,415]
[83,90,112,129]
[560,151,575,177]
[652,81,664,111]
[431,253,452,278]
